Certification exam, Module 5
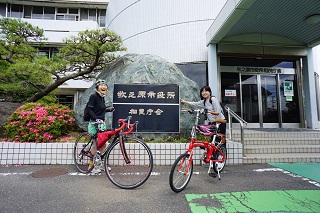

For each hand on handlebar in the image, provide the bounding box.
[106,107,115,112]
[181,108,194,114]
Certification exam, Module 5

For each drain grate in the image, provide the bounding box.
[31,168,68,178]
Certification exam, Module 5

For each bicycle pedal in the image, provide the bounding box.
[208,172,217,178]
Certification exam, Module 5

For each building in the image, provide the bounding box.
[1,0,320,129]
[0,0,109,108]
[105,0,320,129]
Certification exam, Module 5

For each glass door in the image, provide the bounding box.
[261,75,279,125]
[241,75,259,123]
[241,75,278,127]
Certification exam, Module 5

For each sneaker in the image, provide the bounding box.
[91,167,101,174]
[99,165,105,171]
[208,172,217,178]
[98,164,111,171]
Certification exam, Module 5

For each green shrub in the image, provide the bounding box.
[3,103,77,142]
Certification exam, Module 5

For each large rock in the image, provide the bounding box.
[74,53,200,135]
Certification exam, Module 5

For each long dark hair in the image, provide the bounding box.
[200,86,212,105]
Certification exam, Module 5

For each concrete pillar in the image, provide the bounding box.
[208,44,219,97]
[302,48,319,129]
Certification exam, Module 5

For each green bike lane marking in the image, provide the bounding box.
[268,163,320,183]
[186,190,320,213]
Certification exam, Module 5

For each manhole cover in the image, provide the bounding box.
[31,168,68,178]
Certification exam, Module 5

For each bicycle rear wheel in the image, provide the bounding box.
[169,153,193,193]
[74,132,95,173]
[104,136,153,189]
[213,145,227,173]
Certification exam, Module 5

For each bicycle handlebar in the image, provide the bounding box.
[181,108,212,115]
[90,116,138,135]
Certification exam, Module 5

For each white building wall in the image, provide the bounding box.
[22,19,99,43]
[106,0,227,63]
[313,45,320,75]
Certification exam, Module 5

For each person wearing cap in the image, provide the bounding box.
[86,79,114,174]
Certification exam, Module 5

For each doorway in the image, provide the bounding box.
[221,73,300,128]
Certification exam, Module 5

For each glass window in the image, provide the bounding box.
[88,9,96,21]
[10,4,23,18]
[32,6,43,19]
[57,95,74,109]
[69,8,78,14]
[175,63,207,88]
[221,72,241,121]
[24,5,32,18]
[65,15,76,21]
[37,48,50,57]
[98,9,106,27]
[56,15,64,20]
[44,7,55,20]
[0,3,6,17]
[279,74,300,123]
[80,8,88,20]
[57,8,67,13]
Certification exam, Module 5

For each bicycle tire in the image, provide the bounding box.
[169,153,193,193]
[74,132,95,173]
[104,136,153,189]
[213,145,227,174]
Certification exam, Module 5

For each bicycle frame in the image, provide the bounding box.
[93,116,138,165]
[182,109,226,178]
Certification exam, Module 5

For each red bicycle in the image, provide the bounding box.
[74,116,153,189]
[169,109,227,192]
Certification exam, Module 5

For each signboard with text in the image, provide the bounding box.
[112,84,180,133]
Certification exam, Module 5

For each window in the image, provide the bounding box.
[98,9,106,27]
[0,3,6,17]
[24,5,32,18]
[44,7,55,20]
[9,4,23,18]
[88,9,96,21]
[56,8,79,21]
[57,95,74,109]
[37,47,59,58]
[175,63,208,87]
[32,6,43,19]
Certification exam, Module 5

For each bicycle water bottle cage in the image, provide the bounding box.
[196,125,216,136]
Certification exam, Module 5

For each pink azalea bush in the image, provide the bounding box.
[3,103,77,142]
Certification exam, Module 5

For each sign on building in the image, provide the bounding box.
[112,84,180,132]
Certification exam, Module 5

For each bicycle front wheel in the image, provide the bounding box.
[74,132,95,173]
[169,153,193,193]
[104,136,153,189]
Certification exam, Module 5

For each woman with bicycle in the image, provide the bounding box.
[180,86,227,146]
[84,79,115,174]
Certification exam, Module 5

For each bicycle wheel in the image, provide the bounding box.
[169,153,193,193]
[213,145,227,173]
[104,136,153,189]
[74,132,95,173]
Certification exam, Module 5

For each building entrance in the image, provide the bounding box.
[221,72,301,128]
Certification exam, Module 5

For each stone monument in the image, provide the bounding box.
[74,53,200,135]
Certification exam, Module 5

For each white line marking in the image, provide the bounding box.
[254,168,320,188]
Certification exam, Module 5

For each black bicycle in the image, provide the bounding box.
[74,116,153,189]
